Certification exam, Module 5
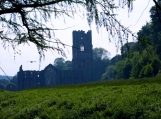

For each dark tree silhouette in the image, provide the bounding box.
[0,0,161,60]
[0,0,137,59]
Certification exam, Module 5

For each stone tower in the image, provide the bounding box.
[72,30,93,71]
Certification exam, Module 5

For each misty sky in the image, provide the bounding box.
[0,0,155,76]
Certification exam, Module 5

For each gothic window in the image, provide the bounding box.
[80,44,84,51]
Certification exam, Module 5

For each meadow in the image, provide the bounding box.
[1,75,161,119]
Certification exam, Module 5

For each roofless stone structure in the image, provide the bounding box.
[17,30,96,90]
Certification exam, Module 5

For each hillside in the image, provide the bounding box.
[1,74,161,118]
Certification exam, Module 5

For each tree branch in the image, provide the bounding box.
[153,0,161,11]
[0,0,67,15]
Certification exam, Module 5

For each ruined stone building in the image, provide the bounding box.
[17,30,95,90]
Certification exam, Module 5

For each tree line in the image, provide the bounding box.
[0,75,17,91]
[1,0,160,62]
[102,2,161,80]
[54,2,161,80]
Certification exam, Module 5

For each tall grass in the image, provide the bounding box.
[1,74,161,118]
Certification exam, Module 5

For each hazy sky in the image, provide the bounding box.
[0,0,155,76]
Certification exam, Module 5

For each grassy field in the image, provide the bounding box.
[1,74,161,119]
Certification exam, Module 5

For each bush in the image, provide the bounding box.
[152,58,161,76]
[0,83,5,89]
[6,83,17,91]
[140,64,153,78]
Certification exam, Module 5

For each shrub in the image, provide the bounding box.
[143,64,153,77]
[139,64,153,78]
[152,58,161,76]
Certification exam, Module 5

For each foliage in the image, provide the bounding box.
[121,42,136,58]
[139,64,153,78]
[93,47,110,60]
[114,60,125,79]
[11,75,17,84]
[92,48,110,80]
[0,79,9,85]
[64,60,72,70]
[104,54,132,80]
[130,62,142,78]
[6,83,17,91]
[101,65,114,80]
[123,62,132,79]
[0,83,5,89]
[105,47,161,80]
[0,0,137,60]
[53,57,66,70]
[110,54,122,65]
[101,1,161,80]
[0,77,17,91]
[53,57,72,70]
[130,50,161,78]
[143,64,154,77]
[137,1,161,60]
[1,75,161,118]
[0,75,13,80]
[152,57,161,76]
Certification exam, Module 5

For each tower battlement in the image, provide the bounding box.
[72,30,93,70]
[17,30,93,91]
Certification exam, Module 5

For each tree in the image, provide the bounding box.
[6,83,17,91]
[0,79,9,85]
[130,52,142,78]
[0,83,5,89]
[1,0,161,61]
[121,42,136,58]
[11,75,17,84]
[53,57,65,70]
[101,65,114,80]
[137,1,161,60]
[130,48,161,78]
[110,54,122,65]
[114,60,125,79]
[92,48,110,80]
[151,57,161,76]
[136,5,161,73]
[0,0,142,60]
[139,64,153,78]
[123,62,132,79]
[93,48,110,60]
[64,60,72,70]
[137,23,153,43]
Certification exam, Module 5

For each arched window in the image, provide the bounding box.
[80,44,84,51]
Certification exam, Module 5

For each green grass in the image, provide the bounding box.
[1,74,161,119]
